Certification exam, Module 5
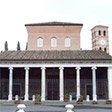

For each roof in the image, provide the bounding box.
[25,21,83,26]
[91,25,108,30]
[0,50,112,64]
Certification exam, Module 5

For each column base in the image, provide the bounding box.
[24,95,29,101]
[41,97,45,101]
[8,94,12,101]
[60,96,64,101]
[93,95,97,101]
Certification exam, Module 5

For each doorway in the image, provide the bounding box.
[13,84,21,98]
[46,68,59,100]
[86,84,92,100]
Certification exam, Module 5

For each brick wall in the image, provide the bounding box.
[26,25,82,50]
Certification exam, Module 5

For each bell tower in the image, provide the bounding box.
[91,25,109,53]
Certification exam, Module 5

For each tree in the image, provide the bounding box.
[4,41,8,51]
[17,41,21,50]
[25,42,28,50]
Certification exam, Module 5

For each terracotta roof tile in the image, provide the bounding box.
[0,50,112,64]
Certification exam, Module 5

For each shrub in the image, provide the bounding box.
[35,94,41,104]
[77,95,83,102]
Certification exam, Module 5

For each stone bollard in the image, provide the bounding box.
[65,104,74,112]
[86,95,90,102]
[16,104,26,112]
[69,95,72,102]
[32,95,35,101]
[15,95,19,101]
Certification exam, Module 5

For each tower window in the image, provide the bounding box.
[98,30,101,36]
[103,30,106,36]
[104,48,107,52]
[65,37,71,47]
[99,47,102,50]
[51,37,57,47]
[37,37,43,47]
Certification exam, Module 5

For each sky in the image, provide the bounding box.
[0,0,112,54]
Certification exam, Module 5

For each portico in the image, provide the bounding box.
[0,50,111,102]
[0,63,111,101]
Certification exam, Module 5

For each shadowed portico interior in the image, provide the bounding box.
[0,67,108,100]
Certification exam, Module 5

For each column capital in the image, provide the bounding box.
[25,67,29,70]
[41,67,46,70]
[91,66,97,70]
[76,66,81,70]
[59,67,64,70]
[9,67,13,70]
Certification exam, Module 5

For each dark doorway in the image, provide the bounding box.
[64,68,76,100]
[13,84,21,97]
[86,84,92,100]
[0,68,9,99]
[13,68,25,99]
[46,68,59,100]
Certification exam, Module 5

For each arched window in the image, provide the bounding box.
[98,30,101,36]
[99,47,102,50]
[104,48,107,52]
[65,37,71,47]
[51,37,57,47]
[103,30,106,36]
[37,37,43,47]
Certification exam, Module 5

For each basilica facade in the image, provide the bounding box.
[0,22,112,101]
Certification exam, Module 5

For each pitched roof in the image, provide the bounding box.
[0,50,112,64]
[91,25,108,30]
[25,21,83,26]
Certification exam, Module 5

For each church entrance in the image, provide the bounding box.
[46,68,59,100]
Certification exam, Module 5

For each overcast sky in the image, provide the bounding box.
[0,0,112,54]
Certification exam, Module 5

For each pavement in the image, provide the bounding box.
[0,100,112,112]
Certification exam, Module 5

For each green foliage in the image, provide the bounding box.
[64,93,69,101]
[77,95,83,102]
[4,41,8,51]
[17,41,21,50]
[25,42,28,50]
[35,94,41,103]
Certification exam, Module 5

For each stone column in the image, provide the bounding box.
[8,67,13,101]
[41,67,46,101]
[92,66,97,101]
[24,67,29,101]
[76,67,81,101]
[107,67,112,100]
[59,67,64,101]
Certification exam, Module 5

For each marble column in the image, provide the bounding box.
[76,67,81,101]
[107,67,112,100]
[92,66,97,101]
[59,67,64,101]
[8,67,13,101]
[41,67,46,101]
[24,67,29,101]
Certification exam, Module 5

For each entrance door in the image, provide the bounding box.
[86,84,92,100]
[13,84,21,98]
[47,78,59,100]
[46,68,59,100]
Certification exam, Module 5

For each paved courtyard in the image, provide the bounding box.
[0,101,112,112]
